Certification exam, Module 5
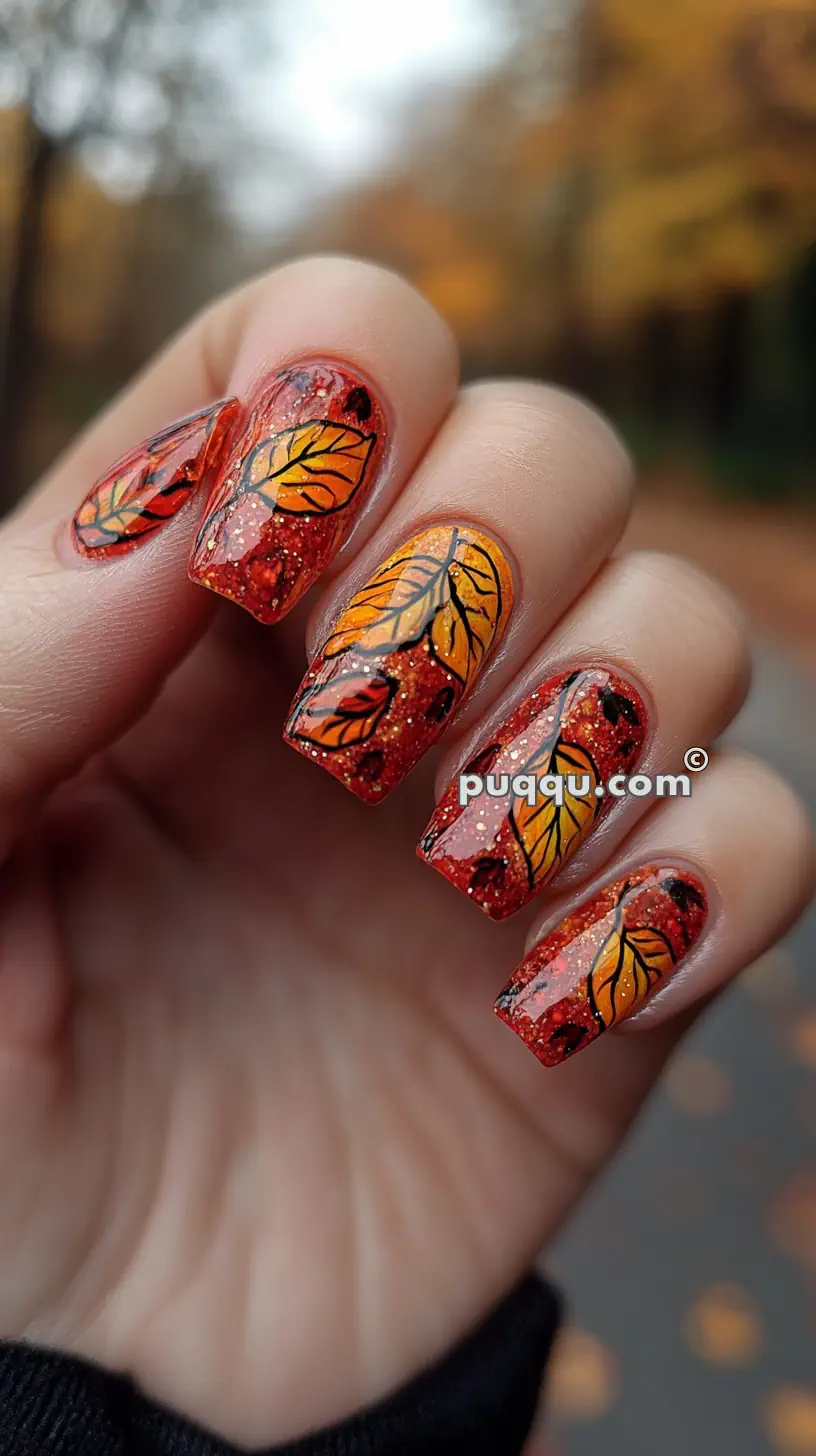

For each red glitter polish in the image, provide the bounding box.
[188,361,387,624]
[495,865,708,1067]
[418,667,647,919]
[283,523,515,803]
[72,398,240,559]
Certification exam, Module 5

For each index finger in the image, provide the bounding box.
[0,259,457,856]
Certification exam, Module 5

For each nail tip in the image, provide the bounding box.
[281,728,388,805]
[415,835,524,919]
[187,564,292,626]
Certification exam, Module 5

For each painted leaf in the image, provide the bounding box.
[323,528,504,687]
[428,537,504,689]
[323,538,457,658]
[75,401,235,553]
[587,922,676,1030]
[246,419,376,515]
[510,739,600,889]
[287,670,397,750]
[75,467,157,549]
[74,451,197,549]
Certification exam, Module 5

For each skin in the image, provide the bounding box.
[0,259,811,1449]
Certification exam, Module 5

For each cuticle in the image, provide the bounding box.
[522,852,717,961]
[442,654,652,788]
[244,353,392,435]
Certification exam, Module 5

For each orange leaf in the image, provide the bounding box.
[245,420,376,515]
[510,738,599,889]
[287,670,397,750]
[587,922,676,1030]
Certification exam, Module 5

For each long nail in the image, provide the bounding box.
[188,362,387,624]
[495,865,708,1066]
[284,523,515,802]
[72,399,240,558]
[418,667,647,919]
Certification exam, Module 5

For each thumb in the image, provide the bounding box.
[0,278,269,863]
[0,403,235,858]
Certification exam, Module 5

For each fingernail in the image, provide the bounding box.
[188,361,387,623]
[418,667,647,919]
[283,523,514,802]
[72,399,240,559]
[495,865,708,1066]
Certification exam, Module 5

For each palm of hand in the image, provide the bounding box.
[0,614,616,1447]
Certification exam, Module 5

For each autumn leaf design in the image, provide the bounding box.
[323,545,452,657]
[323,527,506,689]
[73,402,225,552]
[586,916,676,1030]
[428,536,504,689]
[287,670,397,751]
[74,467,164,550]
[510,737,600,889]
[244,419,376,515]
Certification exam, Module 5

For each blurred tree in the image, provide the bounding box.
[0,0,245,500]
[306,0,815,487]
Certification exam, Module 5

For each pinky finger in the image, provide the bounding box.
[495,751,814,1069]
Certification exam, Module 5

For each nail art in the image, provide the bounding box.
[418,667,647,919]
[188,362,387,623]
[495,865,708,1066]
[284,523,514,802]
[72,399,240,559]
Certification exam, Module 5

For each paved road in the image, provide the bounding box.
[547,645,816,1456]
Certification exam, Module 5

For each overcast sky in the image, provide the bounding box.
[0,0,522,229]
[211,0,514,230]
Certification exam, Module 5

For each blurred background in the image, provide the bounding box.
[0,2,813,1452]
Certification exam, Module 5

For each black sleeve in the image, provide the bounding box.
[0,1273,560,1456]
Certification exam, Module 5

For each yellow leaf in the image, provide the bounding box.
[323,527,508,688]
[324,539,454,657]
[428,536,504,689]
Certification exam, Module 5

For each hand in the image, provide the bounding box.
[0,260,811,1448]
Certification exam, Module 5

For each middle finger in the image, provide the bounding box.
[283,381,633,801]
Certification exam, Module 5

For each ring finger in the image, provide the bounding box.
[418,549,750,919]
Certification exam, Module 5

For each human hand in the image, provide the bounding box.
[0,260,810,1448]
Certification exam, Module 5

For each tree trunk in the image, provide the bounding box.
[702,289,751,440]
[0,114,59,508]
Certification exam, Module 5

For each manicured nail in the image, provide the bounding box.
[418,667,647,919]
[72,399,240,558]
[495,865,708,1066]
[188,362,387,623]
[284,523,514,802]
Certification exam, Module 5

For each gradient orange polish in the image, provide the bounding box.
[495,865,708,1067]
[283,523,515,803]
[72,399,240,558]
[188,361,387,624]
[418,667,647,919]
